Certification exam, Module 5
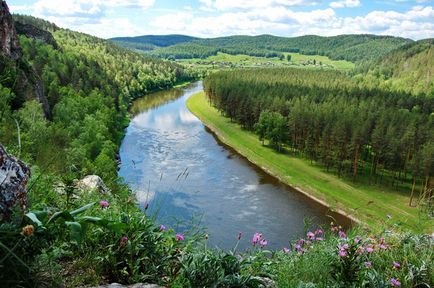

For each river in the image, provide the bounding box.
[119,82,347,250]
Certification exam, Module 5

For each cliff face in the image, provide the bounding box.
[0,0,51,118]
[0,0,22,60]
[15,21,58,49]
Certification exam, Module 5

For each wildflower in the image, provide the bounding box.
[338,231,346,238]
[176,233,184,241]
[339,250,347,257]
[99,200,109,208]
[378,243,388,250]
[283,247,290,253]
[259,239,268,247]
[393,261,400,270]
[252,232,262,245]
[315,237,324,241]
[315,229,324,235]
[160,224,167,231]
[364,261,372,268]
[354,236,361,244]
[365,246,374,253]
[390,278,401,287]
[297,238,305,245]
[119,236,128,248]
[307,231,315,239]
[22,225,34,237]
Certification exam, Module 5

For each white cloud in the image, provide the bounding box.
[199,0,320,11]
[330,0,361,8]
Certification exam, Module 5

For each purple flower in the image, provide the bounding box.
[307,232,315,239]
[364,261,372,268]
[379,243,388,250]
[252,232,263,245]
[354,236,361,244]
[315,237,324,241]
[259,239,268,247]
[393,261,400,269]
[297,238,305,245]
[119,236,128,247]
[365,246,374,253]
[390,278,401,287]
[315,229,324,235]
[338,231,346,238]
[99,200,109,208]
[160,225,167,231]
[176,233,184,241]
[339,250,347,257]
[283,247,290,253]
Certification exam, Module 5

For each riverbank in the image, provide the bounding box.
[187,92,431,232]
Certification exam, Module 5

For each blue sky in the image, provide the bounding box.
[8,0,434,39]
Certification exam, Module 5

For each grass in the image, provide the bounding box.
[179,52,355,71]
[186,92,432,233]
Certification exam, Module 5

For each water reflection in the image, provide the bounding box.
[119,82,349,250]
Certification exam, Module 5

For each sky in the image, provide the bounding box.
[8,0,434,40]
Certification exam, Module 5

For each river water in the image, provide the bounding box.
[119,82,347,250]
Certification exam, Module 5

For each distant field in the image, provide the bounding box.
[178,52,355,71]
[187,92,431,233]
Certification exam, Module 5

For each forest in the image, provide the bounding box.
[112,34,412,63]
[203,68,434,206]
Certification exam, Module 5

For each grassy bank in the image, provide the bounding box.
[186,92,431,232]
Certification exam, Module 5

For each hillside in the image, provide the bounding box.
[111,34,412,63]
[360,39,434,95]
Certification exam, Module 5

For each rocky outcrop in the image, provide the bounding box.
[0,144,31,221]
[0,0,22,60]
[0,0,51,118]
[14,21,58,49]
[76,175,111,195]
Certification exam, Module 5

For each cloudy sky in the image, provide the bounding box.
[8,0,434,39]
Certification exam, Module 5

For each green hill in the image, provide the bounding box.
[361,39,434,95]
[111,34,413,63]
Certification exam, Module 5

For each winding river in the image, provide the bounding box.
[119,82,347,250]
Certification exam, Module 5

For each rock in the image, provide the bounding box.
[0,144,31,221]
[0,0,22,60]
[76,175,110,195]
[253,276,275,288]
[14,21,58,49]
[92,284,162,288]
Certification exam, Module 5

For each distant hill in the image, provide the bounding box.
[361,39,434,95]
[111,34,199,47]
[111,34,413,63]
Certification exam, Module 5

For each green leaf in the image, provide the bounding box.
[65,221,82,244]
[47,211,74,225]
[25,212,43,227]
[70,202,95,216]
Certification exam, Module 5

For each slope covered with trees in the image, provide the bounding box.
[204,68,433,207]
[357,39,434,95]
[111,34,412,63]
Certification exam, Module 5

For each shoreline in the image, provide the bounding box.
[187,92,362,227]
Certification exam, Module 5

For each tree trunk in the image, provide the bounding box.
[352,143,360,182]
[409,177,416,206]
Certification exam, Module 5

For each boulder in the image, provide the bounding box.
[0,144,31,221]
[76,175,110,195]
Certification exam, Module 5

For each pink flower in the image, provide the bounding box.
[364,261,372,268]
[119,236,128,248]
[393,261,400,269]
[252,232,262,245]
[99,200,109,208]
[259,239,268,247]
[354,236,361,244]
[160,225,167,231]
[390,278,401,287]
[315,237,324,241]
[338,231,346,238]
[379,244,388,250]
[315,229,324,235]
[365,247,374,253]
[297,238,305,245]
[283,247,290,253]
[339,250,347,257]
[307,232,315,240]
[176,233,184,241]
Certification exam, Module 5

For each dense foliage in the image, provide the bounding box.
[112,34,199,48]
[112,34,412,63]
[204,68,434,207]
